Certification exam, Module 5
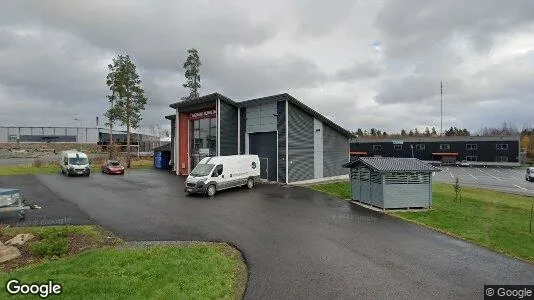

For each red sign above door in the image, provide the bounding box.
[189,109,216,120]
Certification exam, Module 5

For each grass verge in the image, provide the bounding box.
[309,181,534,263]
[0,226,247,299]
[0,164,58,176]
[0,157,154,176]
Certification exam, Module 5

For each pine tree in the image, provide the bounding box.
[106,54,148,168]
[182,48,201,100]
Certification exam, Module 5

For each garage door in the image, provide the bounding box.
[249,132,277,181]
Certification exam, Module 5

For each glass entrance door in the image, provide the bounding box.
[190,117,217,171]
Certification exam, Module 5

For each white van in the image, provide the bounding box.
[526,167,534,182]
[60,150,91,177]
[185,155,260,196]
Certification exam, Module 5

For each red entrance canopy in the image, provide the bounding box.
[432,153,459,156]
[350,151,368,155]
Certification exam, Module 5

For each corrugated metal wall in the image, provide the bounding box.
[219,100,238,156]
[277,101,286,183]
[323,125,349,177]
[287,103,314,182]
[245,102,277,132]
[240,108,246,154]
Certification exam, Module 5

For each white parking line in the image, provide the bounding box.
[478,168,501,180]
[512,170,523,175]
[450,171,454,178]
[459,168,478,180]
[513,184,528,191]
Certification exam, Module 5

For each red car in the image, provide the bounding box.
[101,160,125,175]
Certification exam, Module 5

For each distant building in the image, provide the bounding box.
[0,126,163,152]
[350,135,521,166]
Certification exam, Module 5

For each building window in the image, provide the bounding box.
[393,144,402,151]
[496,144,508,150]
[466,144,478,151]
[496,156,508,162]
[190,116,217,170]
[416,144,425,150]
[466,156,477,161]
[8,135,17,142]
[373,145,382,150]
[440,144,450,150]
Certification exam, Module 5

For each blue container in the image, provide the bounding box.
[160,152,170,169]
[154,151,163,169]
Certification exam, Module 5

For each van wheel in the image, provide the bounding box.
[247,178,254,189]
[207,185,216,197]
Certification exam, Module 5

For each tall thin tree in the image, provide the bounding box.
[106,54,148,168]
[182,48,201,100]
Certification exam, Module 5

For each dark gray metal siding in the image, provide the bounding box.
[288,103,314,182]
[277,101,286,183]
[323,124,349,177]
[240,107,246,154]
[219,100,238,156]
[170,118,176,164]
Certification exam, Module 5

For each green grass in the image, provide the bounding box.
[0,158,154,176]
[310,182,351,199]
[0,243,246,300]
[0,226,247,299]
[0,164,58,176]
[2,225,104,238]
[129,158,154,169]
[310,181,534,263]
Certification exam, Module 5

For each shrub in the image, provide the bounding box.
[35,227,69,240]
[32,158,43,168]
[30,238,69,257]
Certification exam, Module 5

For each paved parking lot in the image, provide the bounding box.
[433,166,534,196]
[1,170,533,299]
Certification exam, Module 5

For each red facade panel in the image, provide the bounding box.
[178,112,189,175]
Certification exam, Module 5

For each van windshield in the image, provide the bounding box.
[190,164,214,177]
[69,157,89,165]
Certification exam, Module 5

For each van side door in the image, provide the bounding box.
[212,164,225,189]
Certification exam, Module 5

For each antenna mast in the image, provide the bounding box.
[440,81,443,136]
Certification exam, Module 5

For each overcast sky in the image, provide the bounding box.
[1,0,534,134]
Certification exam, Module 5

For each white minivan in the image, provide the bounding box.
[60,150,91,177]
[526,167,534,182]
[185,155,260,196]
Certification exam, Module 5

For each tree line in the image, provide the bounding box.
[352,126,471,137]
[104,49,202,167]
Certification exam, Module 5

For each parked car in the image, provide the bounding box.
[60,150,90,177]
[101,160,125,175]
[457,160,471,167]
[525,167,534,182]
[185,155,260,197]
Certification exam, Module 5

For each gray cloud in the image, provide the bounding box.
[334,61,383,81]
[1,0,534,135]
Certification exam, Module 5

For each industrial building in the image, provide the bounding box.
[350,135,521,166]
[0,127,163,152]
[167,93,352,183]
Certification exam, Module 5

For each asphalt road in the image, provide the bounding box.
[1,170,533,299]
[433,166,534,196]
